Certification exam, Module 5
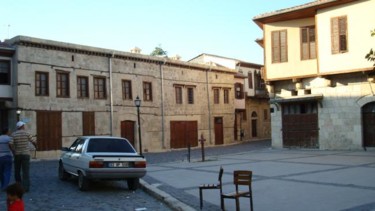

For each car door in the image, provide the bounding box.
[68,138,87,174]
[62,138,81,173]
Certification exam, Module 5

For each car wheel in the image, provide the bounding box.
[78,172,89,191]
[127,178,139,190]
[58,162,70,181]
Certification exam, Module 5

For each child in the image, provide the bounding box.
[6,183,25,211]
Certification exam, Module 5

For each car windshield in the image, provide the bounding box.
[86,138,136,153]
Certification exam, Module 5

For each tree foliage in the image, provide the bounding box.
[365,29,375,69]
[150,46,167,57]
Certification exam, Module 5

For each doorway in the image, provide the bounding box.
[214,117,223,145]
[121,120,135,147]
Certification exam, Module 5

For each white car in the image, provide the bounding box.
[58,136,147,191]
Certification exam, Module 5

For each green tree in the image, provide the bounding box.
[150,45,167,57]
[365,29,375,69]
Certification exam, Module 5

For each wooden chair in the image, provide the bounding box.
[199,167,224,209]
[221,170,253,211]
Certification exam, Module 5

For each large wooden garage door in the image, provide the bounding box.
[362,102,375,147]
[282,102,319,148]
[170,121,198,149]
[37,111,62,151]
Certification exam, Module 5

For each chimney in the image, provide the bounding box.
[130,47,141,54]
[170,54,181,61]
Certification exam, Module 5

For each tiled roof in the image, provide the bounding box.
[253,0,336,20]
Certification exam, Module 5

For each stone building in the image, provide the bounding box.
[0,36,238,158]
[253,0,375,149]
[189,53,270,142]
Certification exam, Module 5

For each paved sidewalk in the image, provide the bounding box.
[142,145,375,211]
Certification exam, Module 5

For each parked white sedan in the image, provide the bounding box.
[58,136,147,191]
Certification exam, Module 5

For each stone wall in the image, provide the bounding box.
[270,72,373,150]
[11,37,236,158]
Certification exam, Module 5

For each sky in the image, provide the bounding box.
[1,0,311,64]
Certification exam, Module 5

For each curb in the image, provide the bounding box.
[140,179,196,211]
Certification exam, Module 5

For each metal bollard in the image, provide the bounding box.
[199,134,206,162]
[187,143,191,162]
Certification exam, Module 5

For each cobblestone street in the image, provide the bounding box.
[0,160,171,211]
[0,139,270,210]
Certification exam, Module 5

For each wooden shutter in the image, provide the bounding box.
[280,30,287,62]
[248,72,253,89]
[301,28,309,60]
[331,17,339,54]
[339,17,347,52]
[272,31,280,63]
[309,27,316,59]
[240,83,244,99]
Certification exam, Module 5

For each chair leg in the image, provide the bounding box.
[235,197,240,211]
[250,190,253,211]
[199,188,203,209]
[221,197,225,210]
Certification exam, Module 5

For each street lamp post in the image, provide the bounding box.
[134,96,143,156]
[16,109,21,121]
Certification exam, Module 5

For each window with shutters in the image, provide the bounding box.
[235,83,244,99]
[35,72,49,96]
[94,77,106,99]
[271,30,288,63]
[301,26,316,60]
[248,72,253,89]
[187,87,194,104]
[331,16,348,54]
[143,82,152,101]
[175,86,182,104]
[224,89,229,104]
[122,80,132,100]
[56,72,70,97]
[77,76,89,98]
[213,88,220,104]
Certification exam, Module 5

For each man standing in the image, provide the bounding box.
[0,127,13,190]
[10,121,36,192]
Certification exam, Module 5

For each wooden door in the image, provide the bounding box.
[170,121,198,149]
[121,120,135,147]
[37,111,62,151]
[214,117,223,145]
[282,113,318,148]
[362,102,375,147]
[82,112,95,135]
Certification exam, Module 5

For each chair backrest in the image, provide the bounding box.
[233,170,252,191]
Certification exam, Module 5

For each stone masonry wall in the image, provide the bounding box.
[13,42,236,158]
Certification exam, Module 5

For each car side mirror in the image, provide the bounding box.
[61,147,70,152]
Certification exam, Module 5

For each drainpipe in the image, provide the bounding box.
[206,63,212,144]
[109,52,114,136]
[160,59,166,148]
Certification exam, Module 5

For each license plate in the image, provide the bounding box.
[108,162,129,168]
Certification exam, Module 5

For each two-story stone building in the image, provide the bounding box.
[0,36,238,158]
[253,0,375,149]
[189,53,270,141]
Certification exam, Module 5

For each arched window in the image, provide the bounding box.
[251,112,258,118]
